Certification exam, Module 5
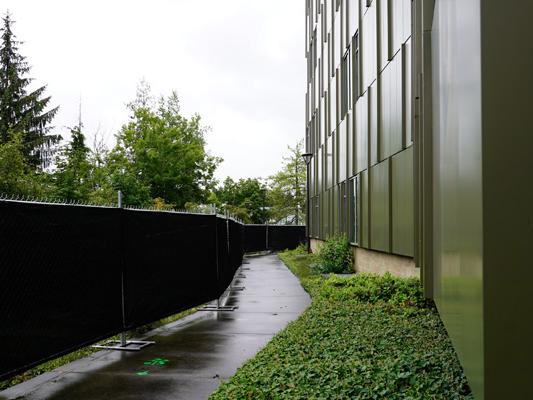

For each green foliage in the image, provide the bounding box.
[0,12,59,169]
[210,302,472,400]
[268,140,306,225]
[210,251,473,400]
[316,273,426,308]
[0,131,31,194]
[278,244,316,279]
[108,81,221,208]
[0,78,224,207]
[54,124,92,201]
[215,177,268,224]
[0,131,46,196]
[314,235,353,274]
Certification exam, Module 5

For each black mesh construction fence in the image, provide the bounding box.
[267,225,306,251]
[244,224,306,252]
[0,200,305,381]
[122,211,219,329]
[0,201,124,382]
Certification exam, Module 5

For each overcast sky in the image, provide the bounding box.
[2,0,305,182]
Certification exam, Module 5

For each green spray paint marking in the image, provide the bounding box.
[136,371,150,376]
[144,358,169,366]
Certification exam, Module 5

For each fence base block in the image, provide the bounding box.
[199,305,237,312]
[92,340,155,352]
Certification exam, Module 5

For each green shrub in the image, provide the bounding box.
[313,235,353,274]
[318,273,426,307]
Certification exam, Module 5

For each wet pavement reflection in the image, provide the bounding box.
[0,254,310,400]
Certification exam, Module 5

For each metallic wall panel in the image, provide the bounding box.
[362,1,378,90]
[348,0,359,39]
[391,0,411,55]
[326,135,333,189]
[356,93,369,174]
[323,35,329,92]
[333,185,339,235]
[338,119,348,183]
[369,81,379,166]
[318,145,323,193]
[322,189,329,238]
[378,0,390,72]
[310,152,316,197]
[334,6,341,70]
[432,1,483,397]
[370,159,390,252]
[314,64,320,111]
[347,111,354,178]
[361,169,369,248]
[403,38,412,146]
[481,1,533,399]
[341,0,348,53]
[379,49,403,161]
[329,73,338,132]
[391,147,414,257]
[318,97,324,148]
[351,109,358,177]
[332,131,337,185]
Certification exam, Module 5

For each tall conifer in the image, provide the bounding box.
[0,11,59,168]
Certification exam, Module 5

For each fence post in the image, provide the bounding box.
[118,191,127,347]
[266,221,269,251]
[226,210,230,255]
[215,207,220,308]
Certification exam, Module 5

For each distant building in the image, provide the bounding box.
[305,1,533,399]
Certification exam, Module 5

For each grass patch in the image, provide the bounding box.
[0,307,197,391]
[210,250,473,400]
[277,244,315,279]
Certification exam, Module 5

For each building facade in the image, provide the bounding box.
[305,0,417,276]
[305,1,533,399]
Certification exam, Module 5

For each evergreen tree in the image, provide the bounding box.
[0,12,59,168]
[54,122,92,201]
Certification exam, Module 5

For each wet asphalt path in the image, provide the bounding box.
[0,254,310,400]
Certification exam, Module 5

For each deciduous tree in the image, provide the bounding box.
[108,81,221,207]
[268,140,306,225]
[216,177,269,224]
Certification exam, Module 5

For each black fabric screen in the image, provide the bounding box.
[0,202,124,381]
[228,219,244,274]
[267,225,306,251]
[244,224,305,252]
[122,211,218,329]
[243,225,267,253]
